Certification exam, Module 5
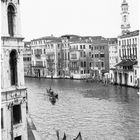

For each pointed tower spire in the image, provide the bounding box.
[121,0,130,34]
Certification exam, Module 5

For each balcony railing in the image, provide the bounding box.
[35,54,41,58]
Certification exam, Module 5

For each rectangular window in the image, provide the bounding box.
[84,70,86,74]
[80,45,82,49]
[135,70,137,76]
[1,108,4,129]
[100,54,105,57]
[119,41,121,46]
[89,52,91,57]
[130,76,132,83]
[13,105,22,125]
[80,52,82,57]
[101,62,104,67]
[135,38,137,44]
[51,44,53,49]
[133,38,134,44]
[84,52,86,57]
[14,136,21,140]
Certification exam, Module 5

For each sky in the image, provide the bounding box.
[20,0,139,41]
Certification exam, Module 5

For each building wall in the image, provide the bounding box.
[91,40,109,80]
[23,42,32,76]
[69,42,91,79]
[1,0,28,140]
[114,30,139,87]
[1,0,22,37]
[31,40,46,77]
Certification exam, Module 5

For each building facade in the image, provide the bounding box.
[31,37,47,78]
[46,39,63,78]
[108,38,119,83]
[91,38,110,81]
[23,42,32,76]
[1,0,28,140]
[114,30,139,87]
[69,41,92,79]
[112,0,139,88]
[30,36,64,78]
[28,35,110,80]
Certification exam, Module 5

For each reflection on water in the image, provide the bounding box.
[25,78,139,140]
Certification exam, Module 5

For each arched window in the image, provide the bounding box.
[81,62,83,67]
[8,5,15,36]
[84,61,86,67]
[10,50,17,85]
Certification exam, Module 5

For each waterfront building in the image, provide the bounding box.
[23,42,32,76]
[31,37,47,77]
[30,36,64,78]
[114,30,139,87]
[1,0,28,139]
[61,35,71,78]
[29,35,110,80]
[30,36,56,78]
[69,37,92,79]
[45,38,63,78]
[113,0,139,87]
[90,37,110,81]
[108,38,119,83]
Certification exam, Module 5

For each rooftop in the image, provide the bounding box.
[119,30,139,38]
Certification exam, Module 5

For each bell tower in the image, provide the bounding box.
[121,0,130,34]
[1,0,28,140]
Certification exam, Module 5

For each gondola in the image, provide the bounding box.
[46,88,58,104]
[49,96,56,105]
[56,131,82,140]
[73,132,82,140]
[46,88,58,99]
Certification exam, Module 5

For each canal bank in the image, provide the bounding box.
[25,76,139,89]
[27,114,45,140]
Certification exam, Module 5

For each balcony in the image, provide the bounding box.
[35,54,41,58]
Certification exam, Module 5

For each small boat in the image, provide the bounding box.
[73,132,82,140]
[62,133,66,140]
[49,96,56,105]
[46,87,58,105]
[46,88,58,99]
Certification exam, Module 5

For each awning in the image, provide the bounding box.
[115,60,126,66]
[115,60,137,67]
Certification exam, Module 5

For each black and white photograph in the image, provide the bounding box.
[1,0,139,140]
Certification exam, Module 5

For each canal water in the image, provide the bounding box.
[25,78,139,140]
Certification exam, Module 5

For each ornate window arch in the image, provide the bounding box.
[9,50,18,85]
[7,4,16,36]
